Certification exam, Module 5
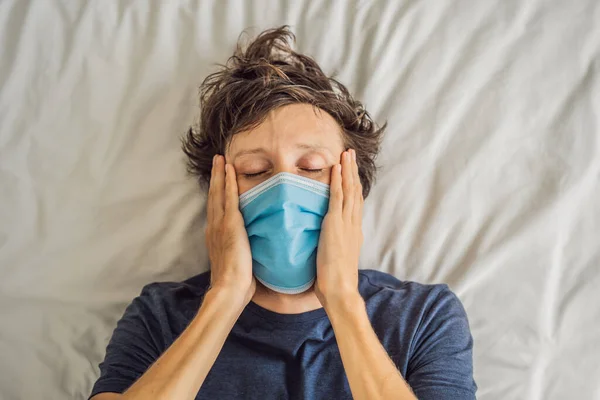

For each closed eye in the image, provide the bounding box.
[243,171,267,178]
[243,168,324,178]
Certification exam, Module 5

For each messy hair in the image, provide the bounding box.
[182,25,385,197]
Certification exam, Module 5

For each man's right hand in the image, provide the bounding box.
[92,155,254,400]
[205,154,255,305]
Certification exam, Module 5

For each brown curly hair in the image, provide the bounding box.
[182,26,385,198]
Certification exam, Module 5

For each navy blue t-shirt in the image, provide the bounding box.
[90,270,476,399]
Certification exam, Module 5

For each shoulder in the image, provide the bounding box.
[91,274,210,397]
[358,269,471,350]
[137,271,211,304]
[359,270,476,396]
[109,272,211,348]
[358,269,457,311]
[123,271,211,330]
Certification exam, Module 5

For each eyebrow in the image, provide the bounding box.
[232,143,335,161]
[232,148,267,161]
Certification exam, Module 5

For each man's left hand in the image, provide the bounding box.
[315,149,364,308]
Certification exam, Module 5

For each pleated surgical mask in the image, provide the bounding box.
[239,172,330,294]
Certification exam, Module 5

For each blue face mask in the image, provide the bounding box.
[239,172,330,294]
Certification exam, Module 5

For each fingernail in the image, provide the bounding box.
[344,152,349,162]
[352,149,356,161]
[337,164,342,172]
[225,164,228,175]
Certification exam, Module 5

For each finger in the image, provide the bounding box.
[328,164,343,214]
[207,155,217,223]
[351,149,359,183]
[224,163,240,214]
[354,181,364,222]
[212,155,226,220]
[342,150,355,221]
[351,149,363,224]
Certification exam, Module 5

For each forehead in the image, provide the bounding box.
[227,103,344,154]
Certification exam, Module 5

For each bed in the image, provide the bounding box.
[0,1,598,399]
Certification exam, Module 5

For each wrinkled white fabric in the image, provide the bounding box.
[0,1,598,399]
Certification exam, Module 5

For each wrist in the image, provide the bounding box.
[322,289,365,318]
[210,277,254,300]
[203,285,248,315]
[188,285,248,338]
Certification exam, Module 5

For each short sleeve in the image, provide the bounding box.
[406,287,477,400]
[89,285,164,398]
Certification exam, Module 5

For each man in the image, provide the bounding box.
[90,26,476,400]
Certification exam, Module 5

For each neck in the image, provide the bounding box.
[251,282,323,314]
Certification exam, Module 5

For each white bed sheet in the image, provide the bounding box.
[1,1,599,399]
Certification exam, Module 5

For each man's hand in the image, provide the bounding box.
[205,155,255,305]
[314,150,416,400]
[91,156,256,400]
[315,149,363,307]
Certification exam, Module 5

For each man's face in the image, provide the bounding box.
[226,103,345,195]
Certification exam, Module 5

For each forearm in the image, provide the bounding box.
[122,287,245,400]
[325,293,417,400]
